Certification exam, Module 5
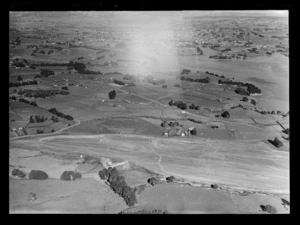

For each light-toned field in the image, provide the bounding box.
[11,133,289,194]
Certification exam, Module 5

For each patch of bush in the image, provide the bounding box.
[40,69,55,77]
[268,137,283,148]
[98,167,137,207]
[174,83,180,87]
[221,111,230,118]
[250,99,256,105]
[29,170,48,180]
[147,177,159,186]
[108,90,116,99]
[242,97,248,102]
[49,108,73,120]
[60,171,82,181]
[166,176,175,183]
[162,84,167,88]
[36,129,44,134]
[12,168,26,178]
[113,79,125,85]
[260,204,277,214]
[211,184,218,189]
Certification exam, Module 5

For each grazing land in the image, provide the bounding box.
[9,11,289,214]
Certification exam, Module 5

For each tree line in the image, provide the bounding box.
[49,108,73,120]
[9,80,38,88]
[218,79,261,95]
[180,76,210,84]
[18,89,69,98]
[99,167,137,207]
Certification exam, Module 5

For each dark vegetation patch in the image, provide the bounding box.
[99,167,137,207]
[147,177,159,186]
[12,168,26,178]
[18,89,69,98]
[49,108,73,120]
[60,171,82,181]
[268,137,283,148]
[29,170,48,180]
[260,204,277,214]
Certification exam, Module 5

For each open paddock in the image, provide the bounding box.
[12,133,289,194]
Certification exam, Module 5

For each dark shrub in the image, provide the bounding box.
[17,75,22,81]
[273,137,283,148]
[242,97,248,102]
[168,100,174,106]
[107,167,119,183]
[166,176,175,183]
[12,168,26,178]
[40,69,55,77]
[60,171,82,181]
[221,111,230,118]
[62,86,68,90]
[29,170,48,180]
[162,84,167,88]
[174,83,180,87]
[109,90,116,99]
[261,205,277,214]
[122,186,137,207]
[190,127,197,135]
[211,184,218,189]
[99,168,108,180]
[250,99,256,105]
[147,177,159,186]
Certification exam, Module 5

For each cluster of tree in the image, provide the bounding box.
[221,48,231,52]
[196,47,203,55]
[36,129,44,134]
[123,74,137,81]
[99,167,137,207]
[189,103,200,110]
[260,205,277,214]
[60,171,82,181]
[18,89,69,98]
[187,118,203,124]
[161,120,180,128]
[180,76,210,84]
[18,98,38,107]
[218,79,261,95]
[32,62,70,67]
[109,90,116,99]
[235,87,250,96]
[29,115,47,123]
[166,176,175,183]
[12,169,26,178]
[147,177,159,186]
[255,109,277,115]
[242,97,248,102]
[142,75,165,85]
[11,58,30,68]
[40,69,55,77]
[51,115,59,122]
[9,80,38,88]
[78,69,103,74]
[29,170,48,180]
[168,100,187,110]
[205,71,225,78]
[181,69,191,75]
[49,108,73,120]
[221,111,230,118]
[39,44,63,51]
[113,79,125,85]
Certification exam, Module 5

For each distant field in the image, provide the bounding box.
[13,133,289,194]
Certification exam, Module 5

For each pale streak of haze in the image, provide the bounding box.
[100,12,183,76]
